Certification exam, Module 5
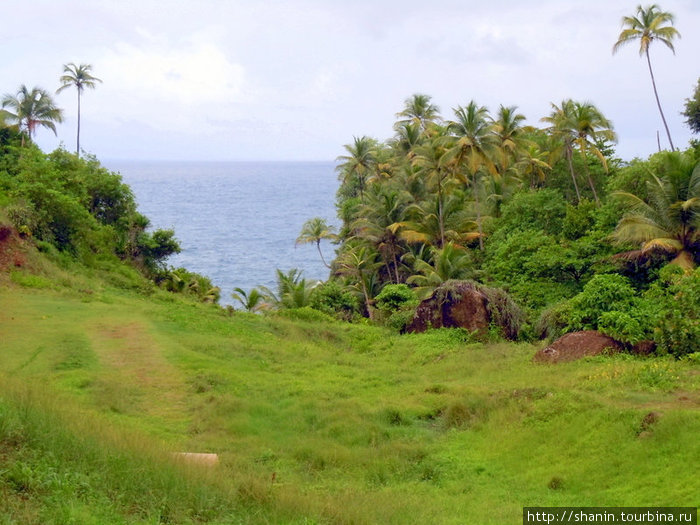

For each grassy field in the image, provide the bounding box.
[0,263,699,524]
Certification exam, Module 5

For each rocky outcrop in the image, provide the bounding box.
[406,280,522,340]
[533,330,623,363]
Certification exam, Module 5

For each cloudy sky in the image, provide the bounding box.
[3,0,699,162]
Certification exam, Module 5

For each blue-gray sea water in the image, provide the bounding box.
[104,160,338,305]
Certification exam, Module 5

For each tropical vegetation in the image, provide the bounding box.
[56,62,102,156]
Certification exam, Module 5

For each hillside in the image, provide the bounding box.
[1,254,698,524]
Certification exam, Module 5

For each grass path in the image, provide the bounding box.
[87,317,191,439]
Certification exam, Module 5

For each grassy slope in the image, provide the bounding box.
[0,263,699,524]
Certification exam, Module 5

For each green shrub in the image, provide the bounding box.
[597,311,645,346]
[310,280,360,320]
[648,266,700,357]
[375,284,418,312]
[565,274,639,331]
[275,306,336,323]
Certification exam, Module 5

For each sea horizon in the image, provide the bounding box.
[103,159,340,306]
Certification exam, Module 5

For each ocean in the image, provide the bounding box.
[103,160,339,305]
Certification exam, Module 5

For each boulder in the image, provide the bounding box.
[406,280,522,339]
[533,330,623,363]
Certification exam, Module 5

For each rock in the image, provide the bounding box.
[533,330,623,363]
[631,340,657,356]
[405,280,522,339]
[640,411,662,431]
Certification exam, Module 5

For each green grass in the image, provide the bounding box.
[0,266,698,524]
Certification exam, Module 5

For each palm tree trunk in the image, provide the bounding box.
[437,177,445,248]
[646,49,675,152]
[473,172,484,250]
[316,241,330,268]
[361,279,374,320]
[76,91,81,156]
[579,143,600,205]
[566,147,581,203]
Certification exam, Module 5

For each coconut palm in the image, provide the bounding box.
[395,93,441,132]
[542,99,582,203]
[231,287,267,312]
[443,102,498,249]
[492,105,527,174]
[411,126,454,247]
[515,143,551,189]
[296,217,337,268]
[613,152,700,270]
[399,192,480,249]
[569,101,617,204]
[1,85,64,146]
[261,269,316,309]
[56,63,102,156]
[335,245,383,319]
[336,136,377,202]
[613,4,680,151]
[351,188,411,283]
[406,242,473,298]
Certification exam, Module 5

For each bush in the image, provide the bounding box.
[648,266,700,357]
[597,311,645,346]
[310,280,359,321]
[374,284,418,312]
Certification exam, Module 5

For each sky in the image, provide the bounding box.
[2,0,699,162]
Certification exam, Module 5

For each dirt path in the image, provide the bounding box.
[89,319,190,430]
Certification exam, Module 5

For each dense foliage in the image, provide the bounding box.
[0,131,219,302]
[286,93,699,355]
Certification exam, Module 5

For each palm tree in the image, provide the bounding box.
[542,99,582,203]
[406,242,473,298]
[613,4,680,151]
[335,245,383,319]
[231,287,267,312]
[351,188,410,283]
[569,101,617,204]
[336,136,377,202]
[56,63,102,156]
[1,85,64,147]
[296,217,337,268]
[395,93,441,132]
[411,126,453,247]
[443,102,498,249]
[261,269,316,309]
[492,105,527,174]
[613,152,699,270]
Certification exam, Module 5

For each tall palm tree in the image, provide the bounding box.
[613,152,699,270]
[336,136,377,202]
[56,63,102,156]
[1,85,64,147]
[542,99,581,203]
[443,101,498,249]
[613,4,680,151]
[296,217,337,268]
[569,101,617,205]
[492,104,526,174]
[395,93,441,132]
[351,188,410,283]
[411,126,454,247]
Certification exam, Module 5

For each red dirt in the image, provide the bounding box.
[0,224,26,271]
